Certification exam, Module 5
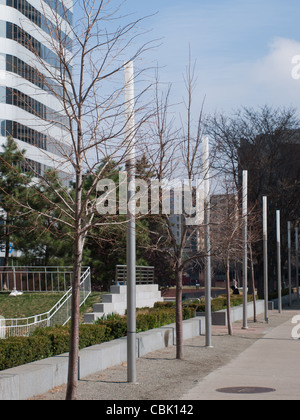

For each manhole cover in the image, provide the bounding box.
[216,387,276,394]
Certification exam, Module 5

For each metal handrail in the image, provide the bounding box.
[0,267,91,338]
[0,266,89,293]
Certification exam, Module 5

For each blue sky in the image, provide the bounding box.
[75,0,300,116]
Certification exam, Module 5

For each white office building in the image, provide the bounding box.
[0,0,73,184]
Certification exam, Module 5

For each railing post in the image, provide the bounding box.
[13,267,16,291]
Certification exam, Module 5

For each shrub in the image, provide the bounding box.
[33,324,110,354]
[0,304,196,371]
[137,308,175,331]
[154,301,175,308]
[33,325,70,355]
[78,324,109,348]
[94,314,127,340]
[0,335,51,371]
[196,294,253,313]
[183,306,196,319]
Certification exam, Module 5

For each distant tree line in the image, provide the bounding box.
[206,105,300,297]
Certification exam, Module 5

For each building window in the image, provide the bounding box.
[0,119,72,157]
[0,86,68,127]
[2,20,72,71]
[6,0,72,52]
[44,0,73,26]
[3,53,70,97]
[4,0,73,27]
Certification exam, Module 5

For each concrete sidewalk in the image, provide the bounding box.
[181,307,300,400]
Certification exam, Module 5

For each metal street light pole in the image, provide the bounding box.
[263,196,268,323]
[202,136,212,348]
[276,210,282,314]
[287,221,292,307]
[242,170,248,329]
[124,61,136,383]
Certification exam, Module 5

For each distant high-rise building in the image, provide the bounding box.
[0,0,73,184]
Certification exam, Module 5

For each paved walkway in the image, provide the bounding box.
[181,302,300,400]
[32,301,300,400]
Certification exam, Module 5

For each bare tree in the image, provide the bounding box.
[139,60,208,359]
[207,105,300,297]
[206,105,300,189]
[210,183,262,334]
[209,181,242,335]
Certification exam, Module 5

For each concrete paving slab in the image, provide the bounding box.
[181,316,300,400]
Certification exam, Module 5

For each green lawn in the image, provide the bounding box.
[0,292,65,319]
[0,292,103,320]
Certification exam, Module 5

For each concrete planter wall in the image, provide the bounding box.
[0,317,204,400]
[272,292,298,310]
[197,299,271,326]
[0,295,294,400]
[196,299,265,326]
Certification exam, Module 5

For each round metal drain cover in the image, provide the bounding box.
[216,386,276,395]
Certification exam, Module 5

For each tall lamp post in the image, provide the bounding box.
[202,137,212,348]
[124,61,136,383]
[242,170,248,329]
[263,196,268,323]
[276,210,282,314]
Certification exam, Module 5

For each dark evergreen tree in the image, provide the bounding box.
[0,137,32,267]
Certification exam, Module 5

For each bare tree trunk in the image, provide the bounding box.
[66,228,85,400]
[175,260,184,360]
[65,249,82,400]
[226,257,233,336]
[249,244,257,322]
[66,168,84,400]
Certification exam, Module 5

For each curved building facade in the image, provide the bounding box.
[0,0,73,184]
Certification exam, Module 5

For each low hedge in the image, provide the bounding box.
[193,294,254,313]
[94,306,195,335]
[0,324,110,371]
[0,335,52,371]
[0,305,195,371]
[267,288,290,301]
[32,324,109,355]
[136,306,194,332]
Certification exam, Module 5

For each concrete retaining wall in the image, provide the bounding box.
[0,296,292,400]
[197,296,296,327]
[197,299,265,326]
[272,292,298,310]
[0,317,204,400]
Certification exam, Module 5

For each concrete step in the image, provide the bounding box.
[83,312,104,323]
[110,285,127,294]
[84,284,163,324]
[93,302,116,313]
[102,293,126,304]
